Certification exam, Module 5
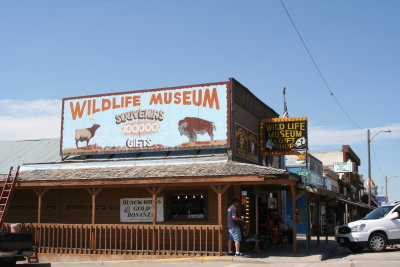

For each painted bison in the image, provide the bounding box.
[178,117,215,143]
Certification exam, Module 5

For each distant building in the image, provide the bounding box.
[323,166,339,193]
[311,145,369,224]
[285,153,325,188]
[311,145,363,202]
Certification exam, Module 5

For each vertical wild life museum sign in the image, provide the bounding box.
[260,117,308,155]
[60,82,230,155]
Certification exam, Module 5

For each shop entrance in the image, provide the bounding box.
[240,186,292,250]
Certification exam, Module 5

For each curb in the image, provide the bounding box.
[107,256,234,264]
[37,253,330,266]
[50,257,234,266]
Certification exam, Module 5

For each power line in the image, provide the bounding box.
[280,0,362,130]
[371,143,384,178]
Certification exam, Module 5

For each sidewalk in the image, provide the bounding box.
[229,235,344,262]
[24,235,347,266]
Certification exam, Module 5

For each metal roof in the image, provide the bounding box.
[0,139,61,174]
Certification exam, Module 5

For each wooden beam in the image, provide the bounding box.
[220,184,230,194]
[210,184,230,195]
[210,184,230,256]
[33,188,48,224]
[146,187,155,195]
[15,175,296,188]
[290,183,297,253]
[218,187,222,256]
[37,195,42,224]
[145,187,163,225]
[155,187,163,196]
[86,187,103,253]
[145,186,163,197]
[86,188,103,225]
[152,193,157,226]
[33,188,48,197]
[210,184,230,226]
[146,186,163,255]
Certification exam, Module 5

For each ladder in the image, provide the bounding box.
[0,166,19,226]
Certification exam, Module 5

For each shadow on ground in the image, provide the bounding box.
[325,246,400,260]
[238,236,345,259]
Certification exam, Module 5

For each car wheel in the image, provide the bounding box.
[349,245,364,253]
[368,233,387,252]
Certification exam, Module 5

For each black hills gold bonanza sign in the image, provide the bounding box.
[260,117,308,155]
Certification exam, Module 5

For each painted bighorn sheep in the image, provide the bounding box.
[75,124,100,148]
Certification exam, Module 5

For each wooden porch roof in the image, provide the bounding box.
[9,161,297,187]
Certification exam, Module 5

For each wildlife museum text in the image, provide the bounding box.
[61,83,229,155]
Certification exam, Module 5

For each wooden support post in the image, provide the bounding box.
[210,184,230,256]
[290,183,297,253]
[33,188,48,250]
[255,194,259,237]
[87,188,103,225]
[146,187,163,225]
[345,203,348,224]
[325,203,329,244]
[86,188,103,253]
[33,188,48,224]
[146,186,163,255]
[56,189,60,223]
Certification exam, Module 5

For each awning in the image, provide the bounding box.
[337,197,369,209]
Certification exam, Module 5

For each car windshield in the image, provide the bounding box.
[363,205,395,220]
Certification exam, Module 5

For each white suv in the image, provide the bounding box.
[335,203,400,252]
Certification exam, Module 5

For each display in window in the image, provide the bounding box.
[168,193,207,220]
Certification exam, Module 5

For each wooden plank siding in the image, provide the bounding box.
[3,178,297,255]
[6,187,223,225]
[4,186,228,256]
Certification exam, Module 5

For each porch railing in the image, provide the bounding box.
[2,223,222,256]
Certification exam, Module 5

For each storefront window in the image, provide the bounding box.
[166,191,207,221]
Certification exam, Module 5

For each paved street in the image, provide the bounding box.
[16,246,400,267]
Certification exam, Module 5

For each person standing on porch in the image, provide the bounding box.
[227,198,244,256]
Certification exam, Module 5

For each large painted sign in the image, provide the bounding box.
[120,197,164,223]
[260,117,308,156]
[61,82,230,155]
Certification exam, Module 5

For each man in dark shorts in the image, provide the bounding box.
[227,198,244,256]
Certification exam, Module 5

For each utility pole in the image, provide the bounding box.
[367,129,371,209]
[367,129,391,209]
[385,176,388,204]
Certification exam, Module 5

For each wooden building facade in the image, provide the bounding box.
[2,79,301,261]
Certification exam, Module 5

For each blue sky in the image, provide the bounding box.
[1,0,399,201]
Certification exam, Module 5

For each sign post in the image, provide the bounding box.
[297,170,310,176]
